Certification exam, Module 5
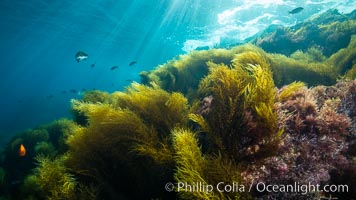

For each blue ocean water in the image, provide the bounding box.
[0,0,355,142]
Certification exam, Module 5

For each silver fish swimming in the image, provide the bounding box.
[288,7,304,14]
[75,51,88,63]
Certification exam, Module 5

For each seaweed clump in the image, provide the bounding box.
[172,128,248,200]
[196,51,281,161]
[172,51,281,199]
[327,35,356,74]
[20,155,98,200]
[66,83,189,199]
[172,128,217,199]
[140,45,267,100]
[0,119,78,199]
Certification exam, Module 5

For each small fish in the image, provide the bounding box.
[129,61,137,66]
[110,66,119,70]
[19,144,26,157]
[125,79,132,82]
[91,63,96,68]
[75,51,88,63]
[61,90,67,94]
[288,7,303,14]
[69,89,77,93]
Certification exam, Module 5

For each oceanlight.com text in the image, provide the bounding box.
[255,182,348,195]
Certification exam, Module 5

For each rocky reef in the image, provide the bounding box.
[0,9,355,200]
[252,9,356,57]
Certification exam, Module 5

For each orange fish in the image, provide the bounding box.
[19,144,26,157]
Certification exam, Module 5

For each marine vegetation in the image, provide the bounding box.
[242,80,356,199]
[290,47,326,62]
[172,128,215,199]
[277,81,306,102]
[0,68,355,200]
[172,128,246,200]
[140,45,265,100]
[24,156,76,199]
[327,35,356,74]
[141,35,354,93]
[20,155,98,200]
[12,54,281,199]
[1,9,356,198]
[66,84,189,199]
[81,90,111,104]
[196,55,281,161]
[0,119,78,199]
[268,52,337,86]
[345,63,356,80]
[254,9,356,56]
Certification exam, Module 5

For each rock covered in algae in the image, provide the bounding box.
[252,9,356,56]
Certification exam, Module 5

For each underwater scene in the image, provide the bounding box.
[0,0,356,199]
